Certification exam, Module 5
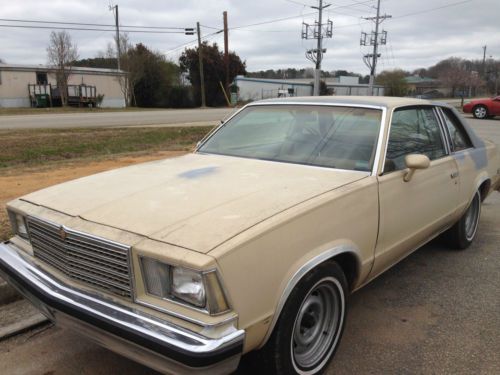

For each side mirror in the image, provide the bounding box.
[403,154,430,182]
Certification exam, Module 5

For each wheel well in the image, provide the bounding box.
[331,252,358,291]
[479,179,491,202]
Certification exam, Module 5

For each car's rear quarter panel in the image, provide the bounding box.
[454,141,500,212]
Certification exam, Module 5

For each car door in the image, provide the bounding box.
[491,96,500,115]
[372,106,460,275]
[437,106,476,212]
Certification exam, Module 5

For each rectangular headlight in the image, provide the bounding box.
[139,256,229,314]
[140,257,170,298]
[7,210,29,240]
[171,267,206,308]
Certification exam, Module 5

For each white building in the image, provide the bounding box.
[0,64,127,108]
[234,76,314,101]
[233,75,384,102]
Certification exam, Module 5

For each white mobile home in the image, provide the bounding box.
[0,64,127,108]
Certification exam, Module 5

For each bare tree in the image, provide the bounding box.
[47,31,78,106]
[106,33,139,106]
[0,58,5,64]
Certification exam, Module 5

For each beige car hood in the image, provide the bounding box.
[21,153,367,253]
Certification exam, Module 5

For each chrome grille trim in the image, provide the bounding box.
[26,216,132,299]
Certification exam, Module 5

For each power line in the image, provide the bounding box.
[164,30,223,55]
[0,17,186,30]
[332,0,375,12]
[231,12,317,30]
[0,24,189,34]
[200,24,220,30]
[287,0,363,18]
[392,0,473,19]
[285,0,314,7]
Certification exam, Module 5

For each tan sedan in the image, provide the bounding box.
[1,97,499,374]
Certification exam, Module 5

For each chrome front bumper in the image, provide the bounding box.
[0,241,245,374]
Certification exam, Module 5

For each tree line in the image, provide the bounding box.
[49,31,246,108]
[377,57,500,97]
[45,30,499,106]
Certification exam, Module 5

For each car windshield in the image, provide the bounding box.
[198,104,383,172]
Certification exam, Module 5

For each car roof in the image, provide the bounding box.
[253,95,437,109]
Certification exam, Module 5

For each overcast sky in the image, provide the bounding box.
[0,0,499,75]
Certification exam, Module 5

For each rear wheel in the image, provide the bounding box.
[261,261,347,374]
[472,105,488,119]
[445,190,481,249]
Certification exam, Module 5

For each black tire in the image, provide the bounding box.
[260,261,348,374]
[472,105,488,119]
[445,190,481,249]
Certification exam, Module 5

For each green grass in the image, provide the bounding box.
[0,107,166,116]
[0,126,214,169]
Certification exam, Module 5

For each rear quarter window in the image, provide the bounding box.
[440,108,473,152]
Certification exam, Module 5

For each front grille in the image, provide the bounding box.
[27,216,133,299]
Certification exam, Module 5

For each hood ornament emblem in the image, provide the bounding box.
[59,227,68,241]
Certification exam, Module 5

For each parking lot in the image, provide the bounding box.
[0,115,499,374]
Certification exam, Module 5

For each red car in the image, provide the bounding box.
[463,96,500,119]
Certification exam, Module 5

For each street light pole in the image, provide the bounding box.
[196,22,206,108]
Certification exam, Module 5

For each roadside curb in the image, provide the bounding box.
[0,278,21,306]
[0,299,49,341]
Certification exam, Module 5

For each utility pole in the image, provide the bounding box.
[196,22,206,108]
[482,45,487,77]
[302,0,333,96]
[361,0,391,95]
[110,4,121,71]
[223,11,229,97]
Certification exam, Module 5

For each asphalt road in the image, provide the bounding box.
[0,115,498,374]
[0,107,236,130]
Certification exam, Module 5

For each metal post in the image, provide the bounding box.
[368,0,381,96]
[197,22,206,108]
[361,0,391,96]
[110,5,121,71]
[302,1,331,96]
[482,45,487,78]
[223,11,230,98]
[313,0,323,96]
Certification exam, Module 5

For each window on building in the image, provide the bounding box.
[36,72,48,85]
[440,108,472,152]
[385,107,446,172]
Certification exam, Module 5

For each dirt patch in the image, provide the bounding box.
[0,151,186,241]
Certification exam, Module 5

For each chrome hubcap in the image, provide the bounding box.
[464,194,480,241]
[292,280,341,370]
[475,107,487,118]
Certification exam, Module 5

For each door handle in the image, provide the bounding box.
[450,171,459,179]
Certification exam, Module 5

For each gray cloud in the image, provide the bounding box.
[0,0,498,75]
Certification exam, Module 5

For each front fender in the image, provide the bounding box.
[257,242,362,348]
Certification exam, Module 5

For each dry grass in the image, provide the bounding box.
[0,126,213,169]
[0,107,162,116]
[0,126,214,240]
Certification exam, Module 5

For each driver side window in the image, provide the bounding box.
[385,107,446,172]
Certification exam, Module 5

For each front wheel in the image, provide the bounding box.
[472,105,488,119]
[445,190,481,249]
[261,261,347,374]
